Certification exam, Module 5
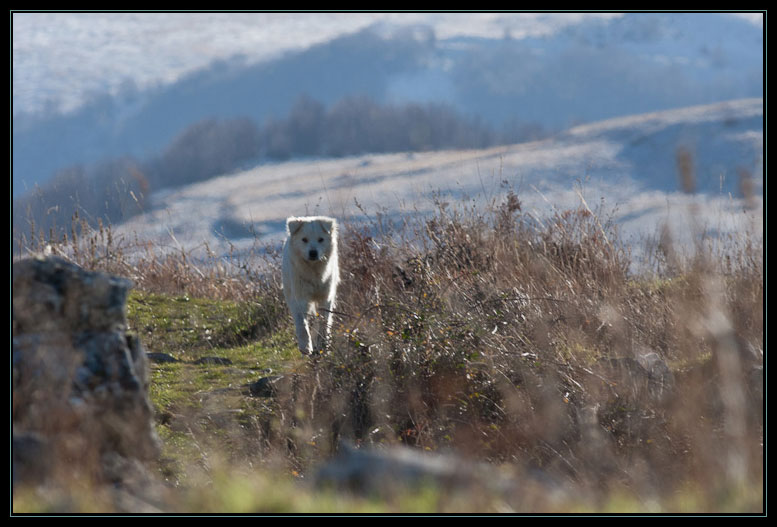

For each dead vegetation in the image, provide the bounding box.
[12,178,763,512]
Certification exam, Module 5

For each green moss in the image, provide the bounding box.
[126,290,304,488]
[127,290,286,360]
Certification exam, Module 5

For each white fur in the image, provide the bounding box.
[282,216,340,354]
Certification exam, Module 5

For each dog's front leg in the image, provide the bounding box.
[292,309,313,355]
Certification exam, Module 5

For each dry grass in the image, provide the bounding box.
[282,193,762,501]
[14,209,282,302]
[12,183,763,512]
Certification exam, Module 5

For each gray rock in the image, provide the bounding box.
[12,431,51,487]
[13,255,132,334]
[12,256,160,491]
[146,352,180,364]
[314,442,511,496]
[244,375,288,397]
[192,356,233,366]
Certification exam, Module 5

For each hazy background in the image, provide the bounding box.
[12,11,764,254]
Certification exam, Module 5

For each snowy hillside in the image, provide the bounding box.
[12,12,762,117]
[12,12,763,196]
[115,98,763,259]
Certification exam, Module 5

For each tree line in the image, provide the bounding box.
[13,95,545,242]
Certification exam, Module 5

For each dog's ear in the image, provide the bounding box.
[287,218,305,236]
[317,218,336,235]
[318,218,332,234]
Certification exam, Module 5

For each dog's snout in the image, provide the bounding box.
[308,249,318,260]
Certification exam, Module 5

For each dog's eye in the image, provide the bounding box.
[302,238,308,243]
[318,238,324,243]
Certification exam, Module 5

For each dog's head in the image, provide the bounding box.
[286,216,337,263]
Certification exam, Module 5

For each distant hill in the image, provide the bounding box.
[114,98,763,258]
[13,13,762,196]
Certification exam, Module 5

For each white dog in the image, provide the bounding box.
[282,216,340,355]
